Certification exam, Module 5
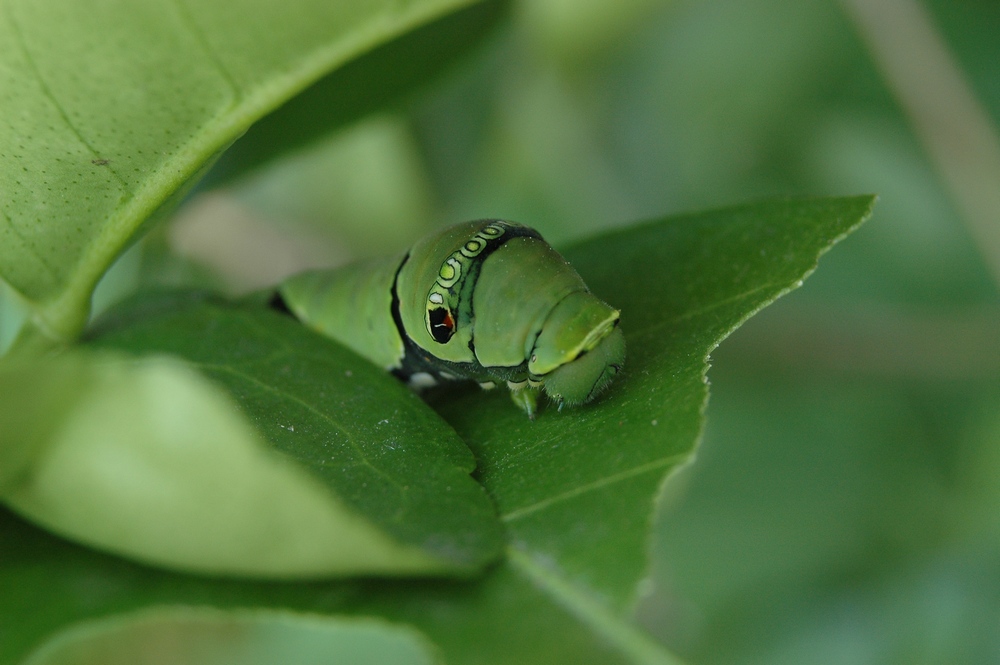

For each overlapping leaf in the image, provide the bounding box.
[0,198,872,664]
[20,609,441,665]
[0,0,483,343]
[0,293,503,578]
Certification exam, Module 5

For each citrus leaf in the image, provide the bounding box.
[0,294,503,578]
[0,0,479,344]
[0,510,641,665]
[200,0,510,187]
[430,196,877,611]
[20,608,441,665]
[0,198,873,664]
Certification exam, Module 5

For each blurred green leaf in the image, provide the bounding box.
[0,356,89,493]
[1,295,503,578]
[0,197,872,664]
[0,508,639,665]
[201,0,510,188]
[226,114,439,261]
[0,284,28,355]
[22,608,441,665]
[0,0,479,345]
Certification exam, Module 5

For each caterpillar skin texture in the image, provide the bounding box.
[279,220,624,416]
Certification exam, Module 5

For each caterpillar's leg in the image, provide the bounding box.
[507,380,540,419]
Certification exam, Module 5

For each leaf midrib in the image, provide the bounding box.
[18,0,478,342]
[499,454,687,523]
[507,547,687,665]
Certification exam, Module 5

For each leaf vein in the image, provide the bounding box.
[5,3,130,190]
[168,0,243,102]
[501,454,688,522]
[191,361,409,496]
[507,547,688,665]
[0,207,61,287]
[633,281,784,339]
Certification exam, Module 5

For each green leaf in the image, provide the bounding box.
[0,198,873,664]
[0,510,655,665]
[0,294,503,578]
[21,608,441,665]
[430,196,877,610]
[200,0,511,187]
[0,355,89,494]
[0,0,480,344]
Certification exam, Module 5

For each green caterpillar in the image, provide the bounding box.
[276,220,624,417]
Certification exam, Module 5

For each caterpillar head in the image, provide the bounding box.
[527,292,625,407]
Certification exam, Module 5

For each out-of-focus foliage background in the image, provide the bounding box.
[83,0,1000,662]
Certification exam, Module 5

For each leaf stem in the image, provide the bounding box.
[507,547,689,665]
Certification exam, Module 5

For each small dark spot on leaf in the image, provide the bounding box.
[92,158,110,166]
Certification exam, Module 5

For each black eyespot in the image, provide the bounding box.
[429,307,456,343]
